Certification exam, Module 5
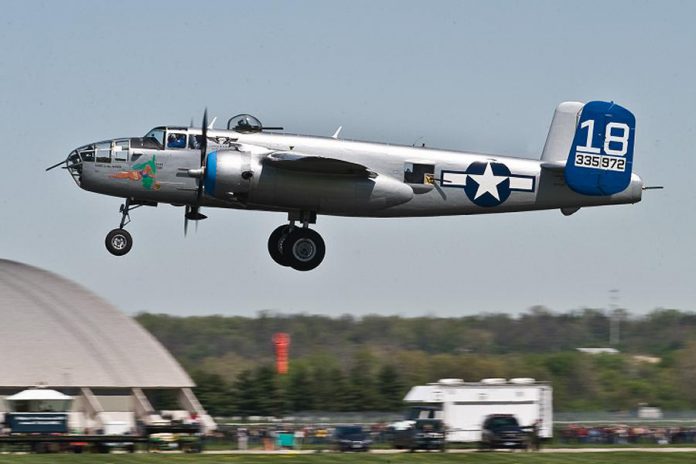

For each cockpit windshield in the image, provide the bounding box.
[144,128,165,148]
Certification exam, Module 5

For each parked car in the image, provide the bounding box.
[480,414,527,450]
[332,425,371,452]
[393,419,446,452]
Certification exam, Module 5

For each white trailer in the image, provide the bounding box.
[403,378,553,442]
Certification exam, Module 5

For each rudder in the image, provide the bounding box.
[564,101,636,196]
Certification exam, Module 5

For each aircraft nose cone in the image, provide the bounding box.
[64,149,84,187]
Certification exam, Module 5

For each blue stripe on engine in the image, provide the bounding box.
[204,151,217,196]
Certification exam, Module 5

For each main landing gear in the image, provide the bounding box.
[103,202,325,269]
[105,199,139,256]
[268,213,325,271]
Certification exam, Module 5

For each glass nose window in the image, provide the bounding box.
[77,144,95,162]
[113,140,129,162]
[95,142,111,163]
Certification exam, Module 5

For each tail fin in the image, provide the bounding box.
[541,101,584,165]
[564,101,636,196]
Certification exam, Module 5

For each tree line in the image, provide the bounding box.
[135,308,696,416]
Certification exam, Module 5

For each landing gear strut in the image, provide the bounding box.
[105,199,139,256]
[268,212,325,271]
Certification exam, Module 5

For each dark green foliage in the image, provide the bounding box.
[377,364,407,410]
[145,389,179,411]
[286,363,313,411]
[191,371,234,416]
[231,369,257,416]
[135,308,696,416]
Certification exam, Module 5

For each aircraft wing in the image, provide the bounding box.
[263,152,374,177]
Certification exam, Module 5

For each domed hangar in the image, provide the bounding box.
[0,259,215,433]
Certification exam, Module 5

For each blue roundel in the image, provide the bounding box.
[464,162,511,207]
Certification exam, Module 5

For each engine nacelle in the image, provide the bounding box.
[203,150,253,199]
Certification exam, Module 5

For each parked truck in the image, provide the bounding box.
[403,378,553,443]
[0,388,202,453]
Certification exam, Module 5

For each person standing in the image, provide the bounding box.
[531,419,542,451]
[237,427,248,451]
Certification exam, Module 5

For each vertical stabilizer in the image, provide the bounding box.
[563,101,636,196]
[541,102,583,163]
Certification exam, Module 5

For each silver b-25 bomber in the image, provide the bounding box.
[49,101,649,271]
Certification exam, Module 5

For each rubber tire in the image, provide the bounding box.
[282,228,325,271]
[267,225,292,266]
[105,228,133,256]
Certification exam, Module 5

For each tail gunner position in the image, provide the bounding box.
[48,101,651,271]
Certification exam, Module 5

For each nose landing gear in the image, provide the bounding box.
[105,228,133,256]
[268,215,325,271]
[105,199,139,256]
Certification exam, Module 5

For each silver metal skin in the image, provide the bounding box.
[72,130,642,217]
[57,103,644,268]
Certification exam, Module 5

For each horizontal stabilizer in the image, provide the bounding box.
[540,160,565,171]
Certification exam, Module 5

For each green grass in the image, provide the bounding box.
[0,453,693,464]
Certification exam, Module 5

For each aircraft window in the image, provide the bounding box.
[95,142,111,163]
[228,114,262,133]
[404,162,435,184]
[131,137,162,150]
[113,140,129,162]
[78,144,95,162]
[189,134,203,149]
[167,132,187,149]
[144,128,165,148]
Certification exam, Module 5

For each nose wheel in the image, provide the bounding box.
[105,199,139,256]
[105,228,133,256]
[268,224,325,271]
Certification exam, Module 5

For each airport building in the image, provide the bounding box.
[0,259,215,433]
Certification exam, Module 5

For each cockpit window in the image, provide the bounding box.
[144,128,165,149]
[189,134,203,150]
[167,132,187,149]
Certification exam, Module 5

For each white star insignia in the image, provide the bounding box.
[468,163,508,201]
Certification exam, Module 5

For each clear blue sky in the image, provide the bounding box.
[1,0,693,317]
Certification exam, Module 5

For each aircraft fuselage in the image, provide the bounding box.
[78,130,642,218]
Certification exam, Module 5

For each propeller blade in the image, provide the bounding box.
[196,108,209,206]
[200,108,208,167]
[46,158,67,172]
[186,109,210,233]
